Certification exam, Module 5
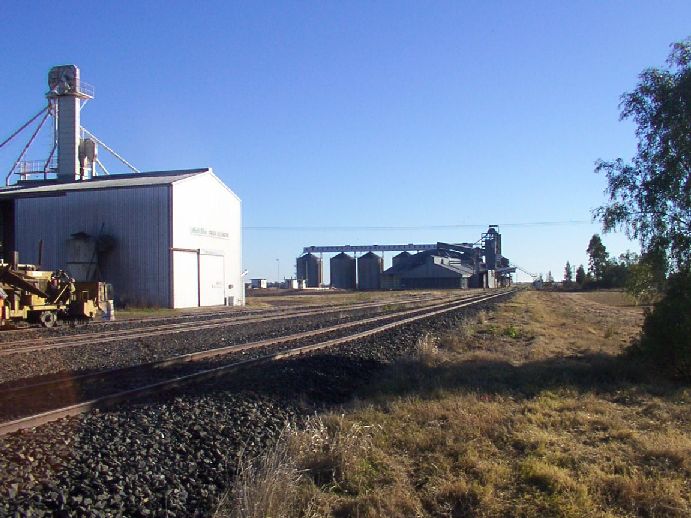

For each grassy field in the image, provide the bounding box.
[219,290,690,518]
[573,289,640,308]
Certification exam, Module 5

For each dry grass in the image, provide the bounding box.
[574,289,639,308]
[245,289,465,308]
[218,291,690,517]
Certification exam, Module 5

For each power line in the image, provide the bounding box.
[242,220,592,231]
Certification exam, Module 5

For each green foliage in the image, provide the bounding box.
[634,269,691,379]
[595,38,691,272]
[600,259,631,289]
[563,261,573,283]
[583,237,635,289]
[625,251,667,304]
[586,234,609,281]
[575,265,586,287]
[502,324,522,339]
[595,38,690,377]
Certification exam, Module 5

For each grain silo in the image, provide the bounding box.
[357,251,383,290]
[296,253,322,288]
[330,252,356,289]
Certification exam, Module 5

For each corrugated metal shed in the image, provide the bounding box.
[0,170,207,198]
[381,250,474,290]
[0,168,243,308]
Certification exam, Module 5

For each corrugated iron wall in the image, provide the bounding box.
[15,186,171,307]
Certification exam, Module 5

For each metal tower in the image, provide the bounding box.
[46,65,94,180]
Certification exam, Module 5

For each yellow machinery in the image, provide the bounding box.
[0,264,111,327]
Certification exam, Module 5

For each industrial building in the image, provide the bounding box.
[381,249,475,289]
[299,226,515,291]
[0,65,243,308]
[250,278,268,289]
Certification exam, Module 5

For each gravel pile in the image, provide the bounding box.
[0,294,511,516]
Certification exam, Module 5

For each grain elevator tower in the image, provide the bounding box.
[46,65,95,180]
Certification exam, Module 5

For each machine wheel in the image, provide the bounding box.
[39,311,58,328]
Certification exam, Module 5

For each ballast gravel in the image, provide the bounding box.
[0,296,509,516]
[0,303,418,385]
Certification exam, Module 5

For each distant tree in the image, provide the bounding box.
[601,259,630,289]
[587,234,609,281]
[563,261,573,283]
[575,265,586,286]
[546,271,554,283]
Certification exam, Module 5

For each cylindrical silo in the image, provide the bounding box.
[357,251,383,290]
[330,252,356,289]
[296,253,323,288]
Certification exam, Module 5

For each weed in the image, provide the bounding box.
[414,333,439,366]
[502,324,522,339]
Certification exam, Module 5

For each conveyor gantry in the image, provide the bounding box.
[302,242,477,254]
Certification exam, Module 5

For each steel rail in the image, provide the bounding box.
[1,293,492,395]
[0,295,442,346]
[0,295,457,355]
[0,296,437,353]
[0,293,442,338]
[0,290,513,435]
[0,302,306,336]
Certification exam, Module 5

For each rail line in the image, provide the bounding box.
[0,290,514,435]
[0,294,454,355]
[1,293,490,394]
[0,293,442,338]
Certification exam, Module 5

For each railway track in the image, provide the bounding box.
[0,289,514,435]
[0,293,443,339]
[0,293,452,356]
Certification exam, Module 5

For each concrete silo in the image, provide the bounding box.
[330,252,356,289]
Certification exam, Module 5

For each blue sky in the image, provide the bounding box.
[1,2,689,282]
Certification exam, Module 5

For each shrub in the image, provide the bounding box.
[634,269,691,379]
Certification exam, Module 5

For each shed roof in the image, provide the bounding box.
[0,169,210,199]
[383,250,475,277]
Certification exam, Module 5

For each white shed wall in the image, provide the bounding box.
[14,186,171,307]
[171,171,243,308]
